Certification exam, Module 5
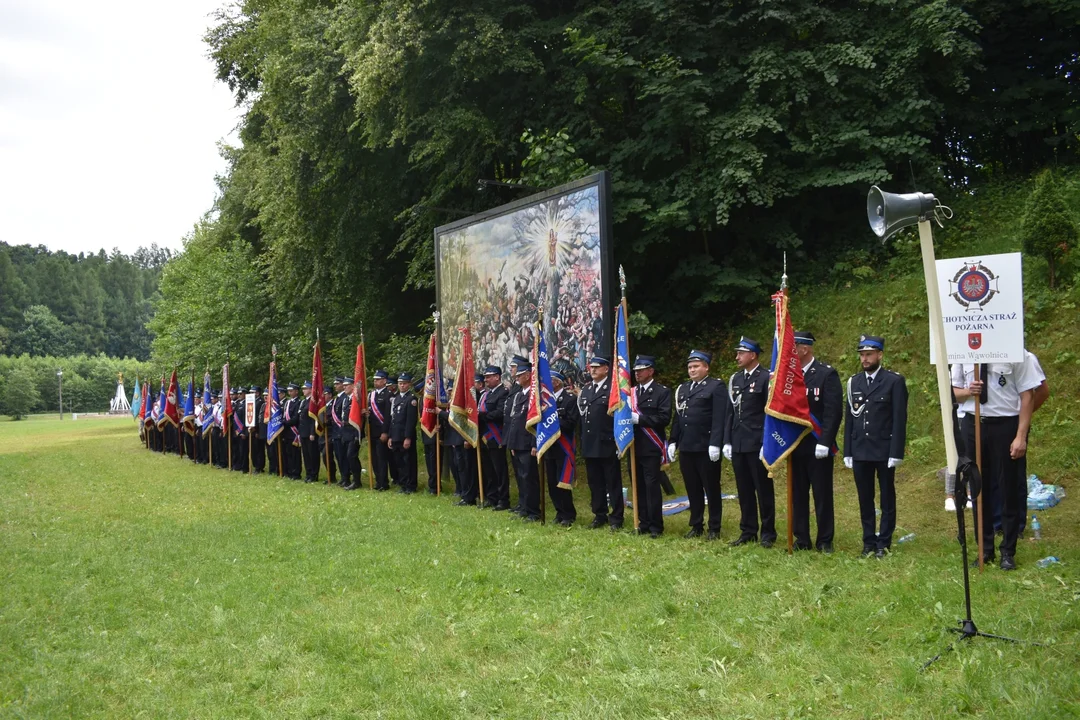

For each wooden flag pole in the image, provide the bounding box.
[618,267,641,533]
[781,261,795,555]
[464,302,485,507]
[539,453,546,525]
[362,324,374,491]
[975,366,985,572]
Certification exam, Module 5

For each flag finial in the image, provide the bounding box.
[272,344,277,359]
[618,265,627,299]
[781,252,788,291]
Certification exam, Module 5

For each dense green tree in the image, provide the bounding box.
[1021,170,1079,288]
[12,306,73,357]
[0,365,41,420]
[149,0,1079,368]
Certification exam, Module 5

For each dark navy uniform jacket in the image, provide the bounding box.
[555,389,580,443]
[298,397,316,437]
[578,378,616,459]
[389,391,418,443]
[793,359,842,457]
[843,369,908,462]
[330,392,349,441]
[633,381,671,457]
[477,384,509,448]
[369,386,393,437]
[504,387,533,452]
[728,366,770,453]
[670,376,729,452]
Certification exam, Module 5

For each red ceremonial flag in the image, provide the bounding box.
[138,376,147,421]
[446,327,479,446]
[309,339,325,424]
[420,333,440,437]
[222,362,232,419]
[161,368,181,427]
[348,342,368,432]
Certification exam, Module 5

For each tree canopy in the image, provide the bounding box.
[149,0,1079,368]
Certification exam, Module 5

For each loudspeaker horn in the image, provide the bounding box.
[867,186,937,241]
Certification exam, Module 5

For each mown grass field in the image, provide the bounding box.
[1,415,1078,719]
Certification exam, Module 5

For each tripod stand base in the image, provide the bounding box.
[922,620,1038,671]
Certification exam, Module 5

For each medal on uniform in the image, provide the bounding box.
[750,383,755,391]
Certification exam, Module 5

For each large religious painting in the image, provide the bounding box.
[435,172,613,386]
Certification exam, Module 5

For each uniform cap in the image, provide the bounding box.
[302,381,312,389]
[515,362,533,375]
[589,356,610,367]
[550,371,566,383]
[483,365,502,377]
[858,334,885,351]
[735,337,762,354]
[633,355,656,370]
[398,372,413,382]
[374,369,389,379]
[473,373,484,382]
[687,349,712,364]
[341,376,354,384]
[793,331,815,345]
[286,383,300,391]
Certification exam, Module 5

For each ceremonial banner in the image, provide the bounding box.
[143,383,154,425]
[182,374,196,433]
[161,369,180,428]
[309,339,325,424]
[266,362,283,444]
[245,393,256,428]
[420,334,441,437]
[447,327,479,446]
[607,303,634,458]
[435,172,613,386]
[931,251,1024,363]
[526,321,569,485]
[202,370,212,406]
[152,376,165,426]
[222,363,232,420]
[130,378,142,420]
[348,343,369,433]
[762,289,814,474]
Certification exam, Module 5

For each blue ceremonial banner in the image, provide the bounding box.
[266,361,284,444]
[526,321,562,462]
[154,377,166,424]
[762,289,813,475]
[130,378,141,420]
[609,303,635,458]
[182,377,196,430]
[202,371,212,406]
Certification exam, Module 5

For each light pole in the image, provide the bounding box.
[56,369,63,420]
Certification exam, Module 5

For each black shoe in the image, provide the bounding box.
[794,543,812,551]
[522,515,539,523]
[650,529,662,539]
[684,528,703,539]
[1000,554,1016,571]
[609,524,623,533]
[344,484,361,491]
[706,531,719,541]
[455,499,474,507]
[375,486,389,492]
[760,539,774,549]
[635,528,649,536]
[397,487,408,494]
[481,501,496,509]
[558,519,573,527]
[874,548,886,559]
[861,546,874,557]
[589,518,607,529]
[493,504,510,511]
[729,535,755,547]
[969,554,994,569]
[304,478,316,483]
[818,544,834,554]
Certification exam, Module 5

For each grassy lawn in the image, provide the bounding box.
[1,416,1078,718]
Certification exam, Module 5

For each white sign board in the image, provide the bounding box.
[931,251,1024,364]
[245,393,256,428]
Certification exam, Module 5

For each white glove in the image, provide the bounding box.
[843,457,853,469]
[708,445,721,463]
[723,444,733,461]
[667,443,677,461]
[888,457,903,469]
[815,444,829,460]
[631,412,640,425]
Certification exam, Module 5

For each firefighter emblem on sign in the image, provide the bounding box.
[949,260,999,310]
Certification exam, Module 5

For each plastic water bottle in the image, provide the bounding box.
[1031,515,1041,540]
[1035,556,1061,568]
[897,533,916,543]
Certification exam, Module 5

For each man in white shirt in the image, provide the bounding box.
[951,351,1043,570]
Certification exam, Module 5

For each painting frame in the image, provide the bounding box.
[434,171,614,387]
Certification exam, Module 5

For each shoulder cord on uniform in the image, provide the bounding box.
[728,375,742,411]
[847,377,867,417]
[674,384,686,416]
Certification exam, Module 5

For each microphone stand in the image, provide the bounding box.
[921,460,1040,670]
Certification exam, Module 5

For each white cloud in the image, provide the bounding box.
[0,0,241,255]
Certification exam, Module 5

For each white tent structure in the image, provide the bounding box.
[110,373,131,414]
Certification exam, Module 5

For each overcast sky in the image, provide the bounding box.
[0,0,241,257]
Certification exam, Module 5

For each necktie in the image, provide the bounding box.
[867,374,874,387]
